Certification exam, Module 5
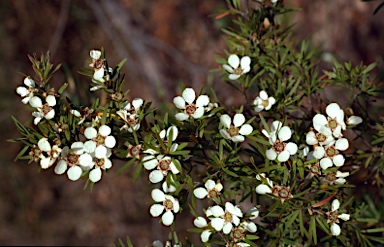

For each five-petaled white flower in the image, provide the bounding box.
[313,103,346,138]
[262,121,298,162]
[207,202,243,234]
[322,171,350,185]
[89,149,113,183]
[219,114,253,142]
[253,90,276,112]
[16,77,36,104]
[173,88,210,121]
[223,54,251,80]
[312,138,349,169]
[37,137,62,169]
[194,179,223,199]
[143,149,180,183]
[29,95,57,125]
[84,125,117,159]
[150,188,180,226]
[116,98,143,132]
[327,199,350,236]
[54,142,94,181]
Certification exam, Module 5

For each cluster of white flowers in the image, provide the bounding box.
[54,124,116,182]
[173,88,213,121]
[194,202,258,245]
[37,137,62,169]
[306,103,362,170]
[116,98,144,132]
[262,121,298,162]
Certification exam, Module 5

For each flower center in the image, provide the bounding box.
[158,159,171,171]
[261,99,269,108]
[278,188,289,198]
[233,67,243,75]
[41,104,52,115]
[207,189,219,199]
[325,172,336,182]
[95,158,105,168]
[127,116,138,126]
[227,126,240,137]
[66,152,79,166]
[273,140,286,153]
[95,135,106,146]
[93,59,104,70]
[185,104,197,116]
[328,210,339,222]
[328,118,338,130]
[130,145,141,157]
[316,132,327,143]
[224,211,233,223]
[325,146,337,158]
[231,227,244,242]
[163,198,174,211]
[310,164,320,174]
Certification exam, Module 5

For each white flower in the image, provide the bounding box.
[314,138,349,169]
[29,95,56,125]
[173,88,210,121]
[306,128,334,147]
[88,150,112,183]
[84,125,116,159]
[223,54,251,80]
[159,126,179,152]
[253,90,276,112]
[37,138,62,169]
[89,50,105,82]
[150,188,180,226]
[327,199,350,236]
[322,171,350,185]
[262,121,298,162]
[54,143,94,181]
[16,77,36,104]
[207,202,243,234]
[193,179,223,199]
[116,98,143,132]
[313,103,346,138]
[219,114,253,142]
[143,149,180,183]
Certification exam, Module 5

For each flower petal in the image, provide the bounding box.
[220,114,231,128]
[132,98,143,109]
[320,157,333,169]
[330,223,341,236]
[222,64,234,73]
[175,113,189,121]
[231,135,245,142]
[205,179,215,190]
[278,126,292,141]
[99,125,111,136]
[149,170,164,183]
[46,95,56,106]
[67,166,83,181]
[84,127,97,139]
[192,107,205,119]
[333,154,345,167]
[150,204,164,217]
[335,138,349,151]
[29,96,42,108]
[89,167,102,182]
[326,103,341,118]
[151,188,165,202]
[338,213,350,221]
[277,151,290,162]
[256,184,272,194]
[259,90,268,100]
[105,136,116,148]
[24,77,35,87]
[54,160,67,174]
[196,95,209,107]
[201,230,212,242]
[313,114,328,131]
[38,138,51,152]
[347,116,363,125]
[229,74,241,80]
[182,88,196,105]
[194,217,208,228]
[239,124,253,136]
[162,211,174,226]
[332,199,340,211]
[143,155,158,170]
[210,205,225,217]
[173,96,186,109]
[233,114,245,127]
[286,142,298,155]
[266,148,277,160]
[240,56,251,69]
[211,218,225,231]
[223,222,233,234]
[193,188,208,199]
[228,54,240,68]
[95,146,107,159]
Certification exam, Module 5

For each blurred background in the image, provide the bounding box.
[1,0,384,245]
